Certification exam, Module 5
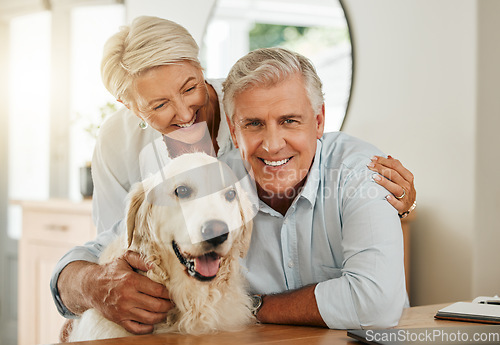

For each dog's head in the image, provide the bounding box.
[125,152,256,282]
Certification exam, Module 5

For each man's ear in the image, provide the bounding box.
[226,114,239,148]
[316,103,326,139]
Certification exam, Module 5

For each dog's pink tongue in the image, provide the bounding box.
[194,254,220,277]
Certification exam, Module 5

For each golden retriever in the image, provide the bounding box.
[67,152,256,341]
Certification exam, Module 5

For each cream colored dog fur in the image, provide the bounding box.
[68,153,255,341]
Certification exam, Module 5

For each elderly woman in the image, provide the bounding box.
[51,16,416,335]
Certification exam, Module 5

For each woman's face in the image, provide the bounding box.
[129,61,210,143]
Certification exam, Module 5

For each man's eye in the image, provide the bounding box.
[284,119,297,124]
[225,189,237,202]
[248,121,261,127]
[185,86,196,93]
[175,185,192,198]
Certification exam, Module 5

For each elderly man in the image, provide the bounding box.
[220,47,407,328]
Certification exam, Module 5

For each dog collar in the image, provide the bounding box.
[172,241,216,282]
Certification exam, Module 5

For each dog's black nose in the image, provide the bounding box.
[201,220,229,246]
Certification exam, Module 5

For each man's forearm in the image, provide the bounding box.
[256,284,327,327]
[57,260,100,315]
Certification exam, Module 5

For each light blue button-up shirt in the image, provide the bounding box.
[221,132,407,329]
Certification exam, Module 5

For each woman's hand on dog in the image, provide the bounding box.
[88,251,174,334]
[367,155,416,215]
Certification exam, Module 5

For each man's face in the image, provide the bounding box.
[228,74,325,200]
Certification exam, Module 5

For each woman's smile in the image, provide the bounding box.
[175,112,198,128]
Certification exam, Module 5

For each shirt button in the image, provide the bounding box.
[288,260,294,268]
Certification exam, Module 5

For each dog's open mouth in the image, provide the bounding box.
[172,241,221,281]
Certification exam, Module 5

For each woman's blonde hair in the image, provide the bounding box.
[222,47,324,122]
[101,16,200,103]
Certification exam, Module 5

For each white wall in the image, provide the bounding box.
[342,0,500,305]
[473,0,500,298]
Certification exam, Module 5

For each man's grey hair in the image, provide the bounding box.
[222,47,324,122]
[101,16,201,104]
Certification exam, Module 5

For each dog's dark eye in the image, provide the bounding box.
[175,185,192,198]
[225,189,237,202]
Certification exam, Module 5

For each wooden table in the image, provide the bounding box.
[53,303,481,345]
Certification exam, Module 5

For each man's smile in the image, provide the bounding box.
[260,157,292,167]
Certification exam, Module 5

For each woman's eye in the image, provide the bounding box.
[185,86,196,93]
[175,185,192,198]
[154,103,166,111]
[225,189,237,202]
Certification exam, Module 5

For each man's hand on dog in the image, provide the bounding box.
[58,251,174,335]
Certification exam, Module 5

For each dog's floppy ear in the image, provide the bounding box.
[126,182,146,248]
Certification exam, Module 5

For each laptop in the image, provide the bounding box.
[347,325,500,344]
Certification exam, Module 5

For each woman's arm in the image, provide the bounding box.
[91,114,131,233]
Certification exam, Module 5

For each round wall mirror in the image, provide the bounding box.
[201,0,352,132]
